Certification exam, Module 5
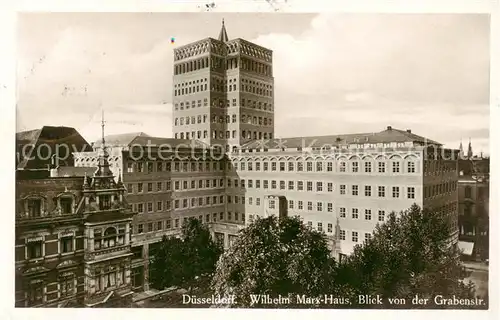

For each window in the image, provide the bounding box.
[327,183,333,192]
[271,180,276,189]
[378,162,385,173]
[138,224,143,234]
[378,210,385,222]
[60,197,73,214]
[289,200,294,209]
[157,201,163,211]
[316,182,323,192]
[264,162,269,171]
[365,162,372,173]
[365,233,372,242]
[307,202,313,211]
[327,223,333,233]
[271,162,276,171]
[392,161,400,173]
[392,186,400,198]
[317,222,323,232]
[317,202,323,212]
[288,162,294,171]
[465,186,472,198]
[28,280,44,306]
[256,198,261,206]
[157,182,162,191]
[340,184,346,195]
[60,236,73,253]
[298,201,303,210]
[364,186,371,197]
[339,162,346,172]
[352,185,358,196]
[27,199,42,217]
[297,162,303,171]
[306,162,313,172]
[280,180,285,190]
[59,274,75,297]
[407,161,416,173]
[365,209,372,220]
[279,162,285,171]
[352,161,359,173]
[352,208,359,219]
[298,181,303,191]
[138,183,143,193]
[263,180,269,189]
[157,221,163,230]
[147,202,153,212]
[339,207,346,217]
[137,203,144,213]
[148,223,153,232]
[127,184,133,194]
[340,230,346,240]
[27,241,43,259]
[148,183,153,192]
[288,181,294,190]
[352,231,358,243]
[327,162,333,172]
[378,186,385,197]
[316,162,323,172]
[407,187,415,199]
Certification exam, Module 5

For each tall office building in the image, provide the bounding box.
[172,20,275,150]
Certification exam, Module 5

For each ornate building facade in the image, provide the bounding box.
[15,122,137,307]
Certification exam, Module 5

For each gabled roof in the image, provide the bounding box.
[52,166,97,178]
[16,126,92,170]
[129,136,209,149]
[92,132,151,148]
[241,127,442,150]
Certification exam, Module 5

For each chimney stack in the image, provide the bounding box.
[387,126,392,130]
[406,129,412,133]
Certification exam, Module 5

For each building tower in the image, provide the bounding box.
[81,112,136,307]
[459,139,464,159]
[172,19,275,150]
[467,138,473,159]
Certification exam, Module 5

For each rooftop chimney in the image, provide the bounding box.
[406,129,412,133]
[387,126,392,130]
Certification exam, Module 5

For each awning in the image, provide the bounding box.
[458,241,474,256]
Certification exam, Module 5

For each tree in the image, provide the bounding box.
[211,215,336,308]
[149,218,222,293]
[334,204,478,309]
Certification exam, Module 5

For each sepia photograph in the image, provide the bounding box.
[14,11,491,310]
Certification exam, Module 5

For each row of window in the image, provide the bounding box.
[173,56,211,75]
[339,208,387,221]
[235,159,417,174]
[339,185,416,199]
[126,160,224,174]
[174,130,273,140]
[135,211,245,234]
[127,178,224,194]
[25,274,76,306]
[339,230,373,243]
[175,114,274,127]
[24,236,75,260]
[424,182,458,198]
[174,98,274,112]
[131,194,226,214]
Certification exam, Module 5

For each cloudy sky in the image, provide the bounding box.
[16,13,490,154]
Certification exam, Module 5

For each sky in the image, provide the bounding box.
[16,13,490,154]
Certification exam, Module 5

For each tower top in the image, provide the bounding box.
[218,18,229,42]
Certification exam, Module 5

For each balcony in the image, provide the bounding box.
[84,244,132,262]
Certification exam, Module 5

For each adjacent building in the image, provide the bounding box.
[15,125,137,307]
[457,146,490,261]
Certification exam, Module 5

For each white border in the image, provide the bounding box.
[1,1,498,320]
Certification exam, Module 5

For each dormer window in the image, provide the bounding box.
[27,199,42,217]
[99,195,111,210]
[60,197,73,214]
